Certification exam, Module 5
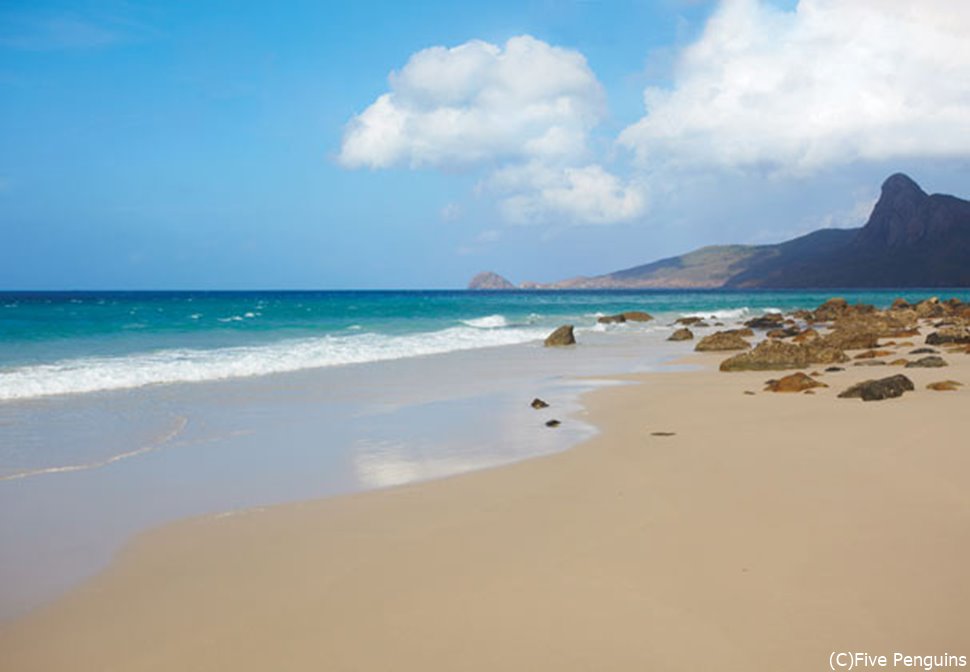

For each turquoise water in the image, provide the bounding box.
[3,289,968,401]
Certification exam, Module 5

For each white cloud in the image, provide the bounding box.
[619,0,970,173]
[489,162,646,225]
[339,35,604,169]
[339,35,645,225]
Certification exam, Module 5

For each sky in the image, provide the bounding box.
[1,0,969,289]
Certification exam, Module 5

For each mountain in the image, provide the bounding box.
[510,173,970,289]
[467,271,516,290]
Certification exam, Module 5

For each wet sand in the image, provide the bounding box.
[2,340,969,670]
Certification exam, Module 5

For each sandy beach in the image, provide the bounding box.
[3,327,969,671]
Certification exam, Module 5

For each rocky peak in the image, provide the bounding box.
[467,271,516,290]
[855,173,929,248]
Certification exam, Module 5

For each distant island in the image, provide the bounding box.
[469,173,970,289]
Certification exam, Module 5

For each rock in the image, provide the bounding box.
[854,360,887,366]
[767,326,801,339]
[926,380,963,392]
[719,339,847,371]
[744,313,785,329]
[925,328,970,345]
[651,432,676,437]
[743,391,756,395]
[905,356,948,368]
[468,271,516,290]
[728,328,755,337]
[695,331,751,352]
[597,314,626,324]
[545,419,561,428]
[668,328,694,341]
[544,325,576,347]
[818,330,881,351]
[825,366,845,372]
[693,321,710,328]
[910,347,938,354]
[764,372,828,393]
[915,297,944,318]
[927,380,963,391]
[889,358,910,366]
[530,398,549,409]
[838,374,915,401]
[621,311,653,322]
[813,298,849,321]
[854,349,893,359]
[890,298,911,310]
[792,328,820,343]
[675,316,705,326]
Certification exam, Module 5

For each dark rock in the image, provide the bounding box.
[744,313,785,329]
[544,325,576,347]
[890,298,911,310]
[825,366,845,372]
[530,398,549,409]
[675,316,705,326]
[545,419,561,428]
[651,432,676,437]
[597,314,626,324]
[838,374,915,401]
[926,328,970,345]
[668,328,693,342]
[767,326,801,339]
[905,356,948,368]
[764,372,828,393]
[909,347,938,354]
[695,331,751,352]
[854,360,887,366]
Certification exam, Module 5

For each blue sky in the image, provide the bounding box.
[1,0,968,289]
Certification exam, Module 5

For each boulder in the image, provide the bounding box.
[744,313,785,329]
[621,311,653,322]
[854,349,893,359]
[668,328,694,342]
[838,374,915,401]
[719,339,848,372]
[813,297,849,321]
[767,326,801,339]
[915,297,944,318]
[910,347,938,354]
[545,419,561,428]
[695,331,751,352]
[825,366,845,372]
[792,328,820,343]
[925,328,970,345]
[905,356,948,368]
[890,298,911,310]
[889,358,910,366]
[764,372,828,393]
[530,398,549,409]
[675,316,705,326]
[597,314,626,324]
[927,380,963,391]
[817,330,881,351]
[544,325,576,347]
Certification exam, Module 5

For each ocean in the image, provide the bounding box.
[1,288,968,618]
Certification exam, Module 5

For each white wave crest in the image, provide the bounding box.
[461,314,509,329]
[0,326,547,401]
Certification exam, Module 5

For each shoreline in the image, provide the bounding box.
[3,319,969,670]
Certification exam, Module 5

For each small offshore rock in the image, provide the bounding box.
[668,327,694,342]
[597,314,626,324]
[905,356,948,368]
[544,325,576,347]
[764,372,828,393]
[744,313,785,329]
[927,380,963,391]
[531,398,549,409]
[838,374,915,401]
[675,316,705,326]
[621,311,653,322]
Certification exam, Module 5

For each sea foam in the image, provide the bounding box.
[0,325,547,401]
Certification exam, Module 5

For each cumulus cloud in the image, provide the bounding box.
[488,162,646,225]
[619,0,970,173]
[339,35,645,224]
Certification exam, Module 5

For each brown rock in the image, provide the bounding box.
[764,372,828,393]
[854,349,893,359]
[597,314,625,324]
[621,311,653,322]
[767,326,801,339]
[530,398,549,409]
[695,331,751,352]
[675,316,704,326]
[838,374,915,401]
[719,339,848,372]
[668,328,693,342]
[813,298,849,322]
[792,328,819,343]
[927,380,963,391]
[544,325,576,347]
[925,327,970,345]
[744,313,785,329]
[915,297,944,318]
[889,358,910,366]
[545,419,561,427]
[890,298,911,310]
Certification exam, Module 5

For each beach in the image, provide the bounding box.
[3,311,969,671]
